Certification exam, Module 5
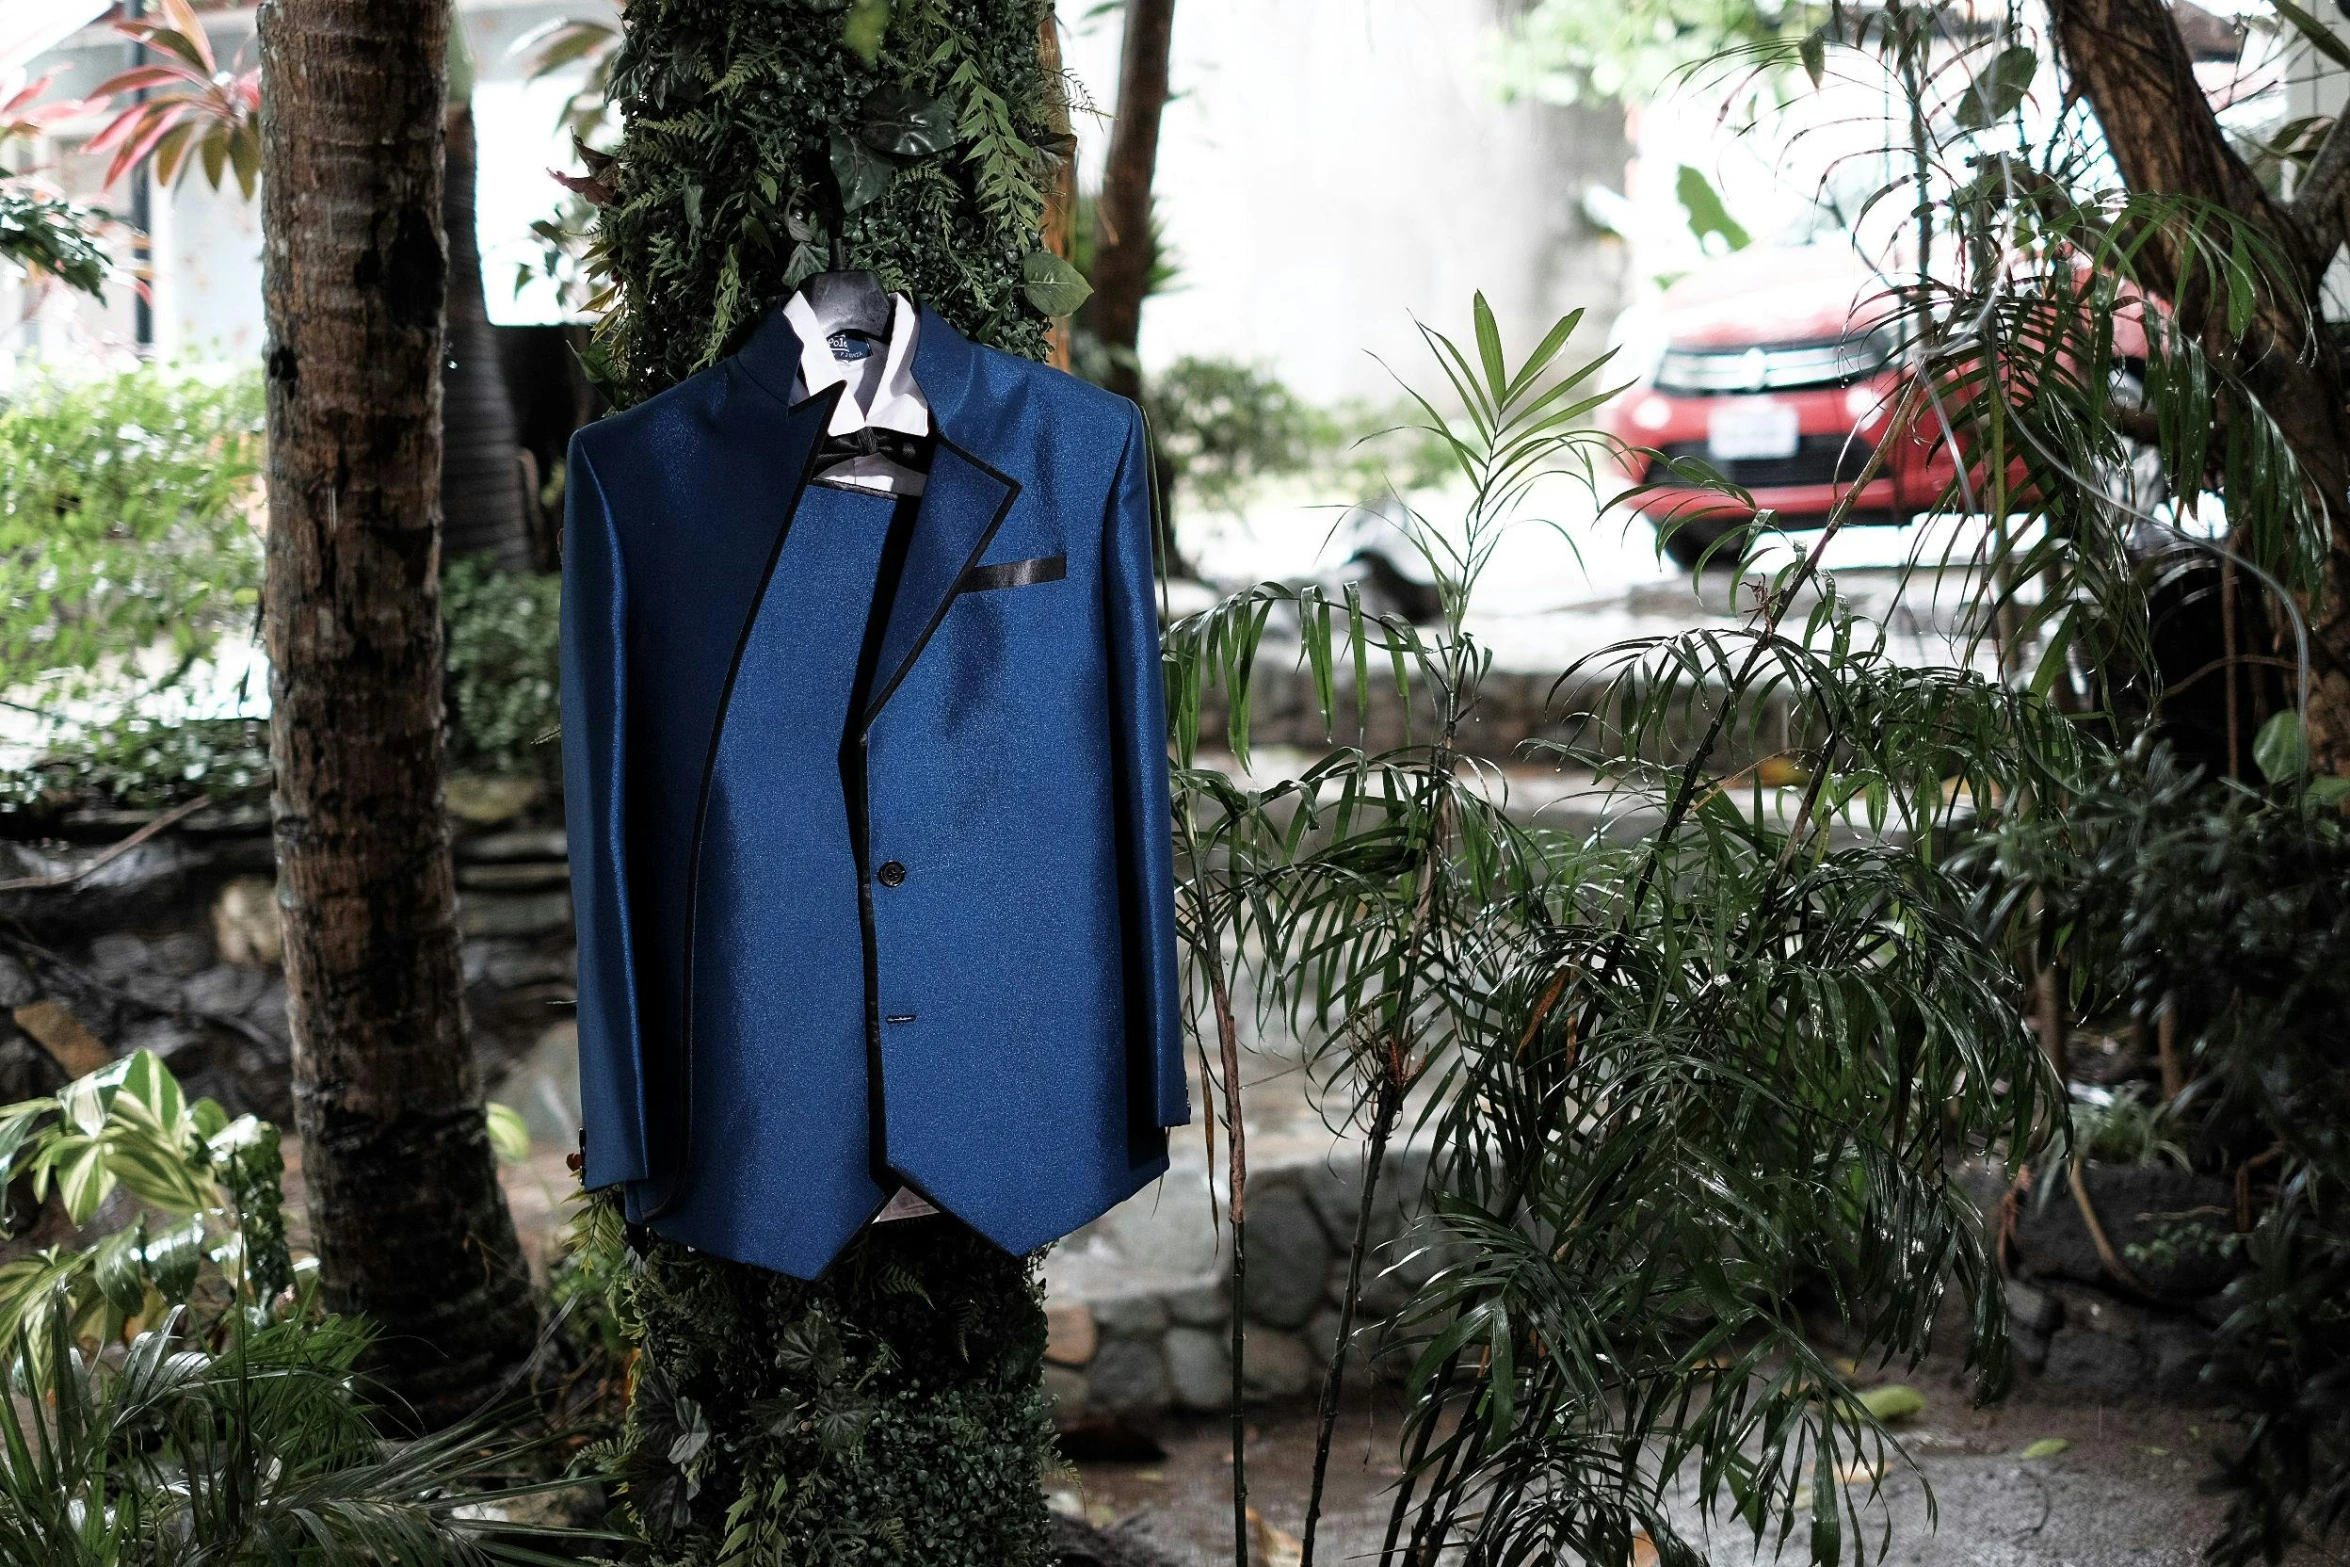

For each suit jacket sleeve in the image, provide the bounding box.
[1107,405,1191,1128]
[559,439,651,1187]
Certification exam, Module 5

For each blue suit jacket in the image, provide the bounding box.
[560,304,1188,1279]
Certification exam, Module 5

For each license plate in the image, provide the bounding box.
[1707,401,1800,461]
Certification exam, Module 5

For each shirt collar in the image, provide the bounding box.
[781,289,930,439]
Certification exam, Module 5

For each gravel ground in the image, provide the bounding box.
[1070,1364,2313,1567]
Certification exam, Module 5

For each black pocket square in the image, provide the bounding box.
[960,554,1065,592]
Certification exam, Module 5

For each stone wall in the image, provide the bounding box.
[0,802,576,1125]
[1039,1146,1446,1425]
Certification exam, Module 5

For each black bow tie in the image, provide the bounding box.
[817,425,931,470]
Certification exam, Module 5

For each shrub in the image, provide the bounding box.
[0,369,264,703]
[442,557,563,783]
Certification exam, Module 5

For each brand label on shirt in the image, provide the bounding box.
[828,331,874,363]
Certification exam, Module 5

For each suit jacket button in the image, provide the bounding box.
[877,861,907,887]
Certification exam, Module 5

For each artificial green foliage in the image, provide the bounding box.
[587,1210,1056,1567]
[589,0,1060,406]
[0,369,263,702]
[443,557,564,783]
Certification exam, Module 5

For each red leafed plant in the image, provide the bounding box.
[85,0,260,199]
[1,74,99,152]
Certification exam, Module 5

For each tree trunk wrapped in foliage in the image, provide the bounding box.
[581,3,1069,1560]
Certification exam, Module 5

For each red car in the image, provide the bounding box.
[1603,245,1961,568]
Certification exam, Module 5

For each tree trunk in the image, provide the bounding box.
[589,3,1066,1559]
[256,0,538,1428]
[2049,0,2350,771]
[439,101,533,572]
[1090,0,1176,404]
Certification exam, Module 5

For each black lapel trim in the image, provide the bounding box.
[644,379,846,1223]
[859,431,1022,729]
[959,553,1064,592]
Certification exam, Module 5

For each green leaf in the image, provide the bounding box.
[93,1220,148,1315]
[1857,1383,1926,1422]
[144,1216,203,1302]
[829,133,895,213]
[113,1050,190,1147]
[485,1101,531,1164]
[2020,1437,2071,1459]
[2305,775,2350,806]
[1675,165,1750,252]
[1021,249,1093,317]
[1955,45,2037,130]
[2273,0,2350,70]
[56,1138,115,1226]
[859,86,955,158]
[2255,709,2308,784]
[1472,293,1507,401]
[1800,27,1828,87]
[842,0,892,64]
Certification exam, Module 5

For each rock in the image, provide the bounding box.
[12,1000,110,1078]
[445,775,545,826]
[118,1017,206,1065]
[0,955,33,1009]
[211,876,282,967]
[2146,1320,2215,1401]
[1164,1280,1227,1327]
[2004,1279,2063,1337]
[1304,1306,1347,1368]
[2012,1325,2051,1373]
[1092,1291,1171,1340]
[1048,1514,1189,1567]
[1103,1168,1221,1276]
[121,973,182,1012]
[150,932,212,976]
[245,981,289,1043]
[1084,1339,1168,1414]
[1042,1364,1089,1423]
[1164,1325,1231,1411]
[1243,1331,1316,1400]
[0,1031,63,1102]
[183,964,265,1018]
[2012,1164,2242,1300]
[86,933,150,981]
[470,941,573,990]
[455,829,569,863]
[457,861,571,892]
[496,1022,583,1147]
[1046,1303,1099,1367]
[2041,1328,2145,1397]
[457,892,574,939]
[1243,1187,1332,1329]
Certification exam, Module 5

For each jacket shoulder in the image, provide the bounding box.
[568,362,736,472]
[967,342,1142,437]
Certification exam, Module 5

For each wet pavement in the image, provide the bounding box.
[1069,1367,2310,1567]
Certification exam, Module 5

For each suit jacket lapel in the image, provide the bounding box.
[862,439,1016,723]
[862,308,1021,723]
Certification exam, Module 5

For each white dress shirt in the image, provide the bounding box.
[783,289,930,496]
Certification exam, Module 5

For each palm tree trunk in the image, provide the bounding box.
[256,0,538,1429]
[439,101,532,571]
[1090,0,1176,404]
